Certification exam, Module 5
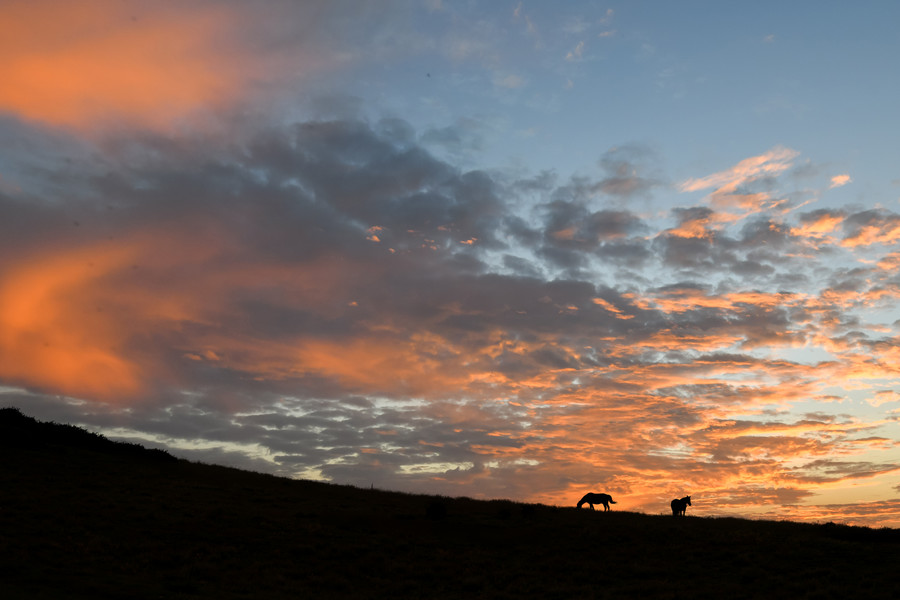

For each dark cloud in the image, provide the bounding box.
[595,144,664,201]
[797,208,846,226]
[419,117,486,161]
[537,200,649,272]
[739,217,792,249]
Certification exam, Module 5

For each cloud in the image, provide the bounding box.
[679,146,798,194]
[596,144,664,200]
[679,146,800,213]
[3,117,900,526]
[841,209,900,247]
[0,0,393,130]
[794,209,845,240]
[565,40,585,62]
[537,200,648,271]
[870,390,900,406]
[3,1,900,529]
[0,1,250,128]
[1,118,500,401]
[421,118,486,160]
[830,174,852,189]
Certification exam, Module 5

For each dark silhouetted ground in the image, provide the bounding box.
[2,407,899,599]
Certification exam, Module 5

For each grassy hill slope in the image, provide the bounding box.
[2,407,899,599]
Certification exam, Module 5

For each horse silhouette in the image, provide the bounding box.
[576,492,616,511]
[671,495,691,516]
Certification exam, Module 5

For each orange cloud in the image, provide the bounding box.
[591,297,633,319]
[0,1,275,129]
[642,287,803,315]
[871,390,900,407]
[829,174,852,189]
[666,218,714,239]
[791,212,843,243]
[678,146,798,212]
[291,333,469,397]
[0,219,381,401]
[841,220,900,247]
[679,147,798,194]
[876,252,900,271]
[0,239,146,400]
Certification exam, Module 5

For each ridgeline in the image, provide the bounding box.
[2,407,899,599]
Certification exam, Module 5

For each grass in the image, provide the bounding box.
[2,407,899,599]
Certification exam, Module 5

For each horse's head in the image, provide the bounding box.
[685,496,692,506]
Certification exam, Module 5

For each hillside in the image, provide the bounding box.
[2,407,899,599]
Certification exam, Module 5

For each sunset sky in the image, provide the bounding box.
[3,0,900,527]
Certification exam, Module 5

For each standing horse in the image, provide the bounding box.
[577,492,617,511]
[671,495,691,516]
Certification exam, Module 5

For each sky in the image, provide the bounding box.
[3,0,900,527]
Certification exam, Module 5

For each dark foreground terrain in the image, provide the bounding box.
[2,407,899,599]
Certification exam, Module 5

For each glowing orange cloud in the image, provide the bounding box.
[841,219,900,248]
[790,212,843,246]
[0,218,383,402]
[0,1,266,129]
[591,297,633,319]
[678,146,798,212]
[0,240,146,400]
[0,220,269,401]
[645,288,801,314]
[679,147,798,195]
[290,333,471,397]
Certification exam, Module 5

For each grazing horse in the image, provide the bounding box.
[671,495,691,516]
[577,492,617,511]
